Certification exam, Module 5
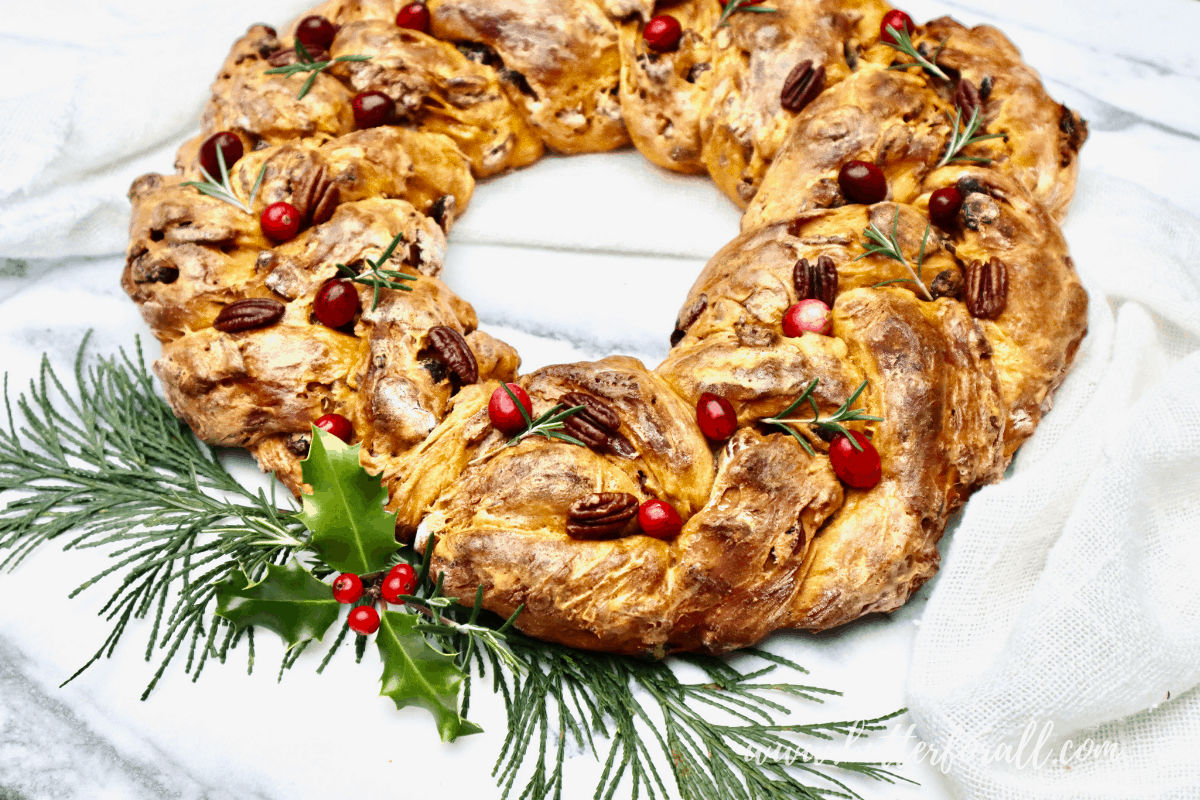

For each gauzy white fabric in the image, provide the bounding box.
[906,174,1200,798]
[2,1,1200,798]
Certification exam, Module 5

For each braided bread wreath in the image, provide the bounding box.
[122,0,1089,656]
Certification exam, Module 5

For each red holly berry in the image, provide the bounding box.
[348,605,381,635]
[198,131,243,179]
[381,563,417,604]
[838,160,888,205]
[489,383,532,435]
[296,14,337,51]
[829,431,882,489]
[260,201,301,242]
[928,185,964,229]
[880,9,915,45]
[783,299,832,337]
[352,90,395,128]
[638,499,683,539]
[314,279,360,328]
[315,413,354,443]
[395,2,431,32]
[331,573,364,604]
[696,392,737,441]
[643,15,682,53]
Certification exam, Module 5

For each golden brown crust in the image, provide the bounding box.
[328,20,544,176]
[700,0,890,206]
[860,17,1087,222]
[615,0,719,173]
[202,25,355,146]
[428,0,629,153]
[120,1,1090,656]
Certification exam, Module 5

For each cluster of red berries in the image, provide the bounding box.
[332,562,418,636]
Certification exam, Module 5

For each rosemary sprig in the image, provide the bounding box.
[936,105,1006,168]
[334,230,417,311]
[500,383,586,447]
[716,0,777,28]
[882,25,949,81]
[264,39,371,100]
[854,213,934,301]
[762,378,881,455]
[180,145,267,215]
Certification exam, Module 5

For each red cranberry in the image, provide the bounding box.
[838,160,888,205]
[296,15,337,51]
[352,91,395,128]
[332,573,363,604]
[315,413,354,443]
[381,563,417,604]
[489,383,533,435]
[348,605,381,635]
[643,15,682,53]
[314,279,360,328]
[395,2,431,32]
[260,201,301,242]
[829,431,882,489]
[782,299,832,337]
[696,392,737,441]
[928,185,964,229]
[638,499,683,540]
[880,9,915,45]
[198,132,243,179]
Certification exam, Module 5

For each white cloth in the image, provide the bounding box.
[2,1,1199,799]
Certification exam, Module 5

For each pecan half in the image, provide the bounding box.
[426,326,478,384]
[780,60,826,113]
[793,255,838,307]
[213,298,286,332]
[671,293,708,347]
[954,78,981,118]
[560,391,627,454]
[292,164,340,228]
[964,258,1007,319]
[566,492,638,540]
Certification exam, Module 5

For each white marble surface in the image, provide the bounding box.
[1,0,1199,798]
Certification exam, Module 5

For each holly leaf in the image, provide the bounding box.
[295,426,400,575]
[214,558,340,649]
[376,610,483,742]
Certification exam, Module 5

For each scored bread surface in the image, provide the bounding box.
[124,0,1088,655]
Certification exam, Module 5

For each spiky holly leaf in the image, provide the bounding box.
[214,558,341,649]
[295,427,400,575]
[377,610,483,742]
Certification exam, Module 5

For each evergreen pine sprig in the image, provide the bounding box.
[180,147,267,215]
[264,39,371,100]
[882,25,949,81]
[335,230,418,311]
[936,105,1007,168]
[0,336,307,698]
[500,383,586,448]
[762,379,881,456]
[717,0,778,28]
[854,213,934,301]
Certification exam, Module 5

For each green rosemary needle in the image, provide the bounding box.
[180,145,267,215]
[936,105,1007,168]
[762,378,881,455]
[856,213,934,301]
[264,39,371,100]
[334,230,418,311]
